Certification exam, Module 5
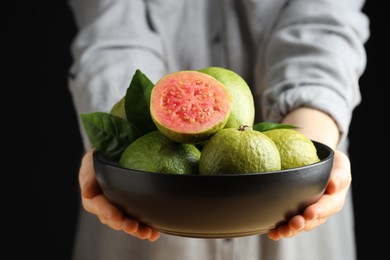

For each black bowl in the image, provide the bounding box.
[93,141,333,239]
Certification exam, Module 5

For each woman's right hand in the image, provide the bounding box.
[78,149,161,241]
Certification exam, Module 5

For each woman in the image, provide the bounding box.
[68,0,369,259]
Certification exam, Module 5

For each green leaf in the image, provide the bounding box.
[80,112,143,161]
[125,69,157,134]
[252,122,298,132]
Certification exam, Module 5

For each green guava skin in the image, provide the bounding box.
[119,130,201,174]
[199,127,281,175]
[199,67,255,129]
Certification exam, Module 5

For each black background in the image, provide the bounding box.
[7,1,386,259]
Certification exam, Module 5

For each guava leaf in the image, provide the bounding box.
[80,112,143,161]
[253,122,298,132]
[125,69,157,134]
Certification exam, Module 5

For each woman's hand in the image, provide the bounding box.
[78,149,161,241]
[267,107,351,240]
[267,149,351,240]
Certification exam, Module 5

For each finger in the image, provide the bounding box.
[272,186,348,238]
[267,229,281,241]
[135,225,161,241]
[83,194,125,231]
[148,230,161,241]
[267,223,290,241]
[268,215,305,239]
[288,215,305,231]
[303,150,351,220]
[79,150,94,189]
[301,216,327,232]
[326,150,351,195]
[79,149,102,199]
[267,183,347,240]
[134,225,153,240]
[122,218,160,241]
[304,186,347,221]
[122,218,139,234]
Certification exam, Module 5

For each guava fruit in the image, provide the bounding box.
[110,97,126,119]
[198,67,255,128]
[119,131,201,174]
[199,125,281,175]
[263,128,320,169]
[150,70,232,144]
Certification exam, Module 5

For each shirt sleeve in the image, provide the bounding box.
[68,0,168,150]
[259,0,369,144]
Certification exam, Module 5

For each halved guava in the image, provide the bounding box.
[150,70,232,144]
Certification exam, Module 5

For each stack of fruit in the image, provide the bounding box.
[81,67,320,175]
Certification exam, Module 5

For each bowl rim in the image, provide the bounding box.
[93,140,334,177]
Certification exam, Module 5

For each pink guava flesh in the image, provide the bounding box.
[151,71,232,135]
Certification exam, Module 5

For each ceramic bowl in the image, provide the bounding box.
[93,141,333,238]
